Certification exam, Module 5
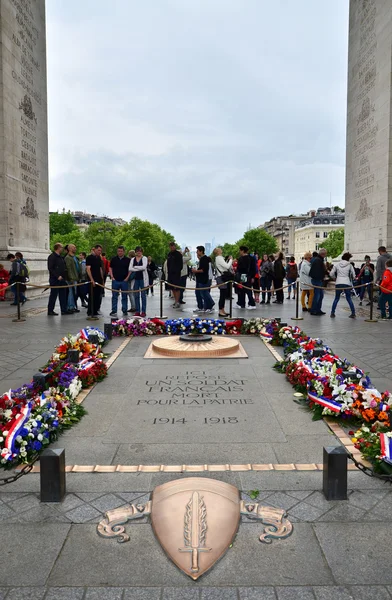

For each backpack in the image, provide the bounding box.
[17,260,29,281]
[287,263,298,280]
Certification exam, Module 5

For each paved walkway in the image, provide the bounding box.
[0,285,391,595]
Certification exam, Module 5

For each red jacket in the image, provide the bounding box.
[0,268,9,283]
[380,268,392,294]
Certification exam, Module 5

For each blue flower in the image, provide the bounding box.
[33,441,42,451]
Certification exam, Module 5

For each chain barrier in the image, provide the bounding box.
[346,451,392,483]
[0,453,39,486]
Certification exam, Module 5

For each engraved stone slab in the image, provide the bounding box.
[345,0,392,258]
[0,0,49,278]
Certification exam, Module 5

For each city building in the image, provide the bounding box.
[58,211,127,231]
[294,209,345,260]
[205,242,212,256]
[259,214,309,256]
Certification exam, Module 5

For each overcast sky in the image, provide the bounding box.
[46,0,349,248]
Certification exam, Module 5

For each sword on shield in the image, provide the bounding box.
[179,491,212,572]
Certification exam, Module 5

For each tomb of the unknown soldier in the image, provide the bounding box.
[0,0,392,598]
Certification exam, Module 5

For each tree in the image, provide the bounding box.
[239,228,278,257]
[49,212,87,252]
[84,221,117,257]
[49,212,76,237]
[323,228,344,258]
[221,242,240,258]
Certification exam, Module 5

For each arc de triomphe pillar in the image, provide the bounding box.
[0,0,49,279]
[345,0,392,259]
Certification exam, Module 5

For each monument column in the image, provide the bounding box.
[0,0,49,280]
[345,0,392,259]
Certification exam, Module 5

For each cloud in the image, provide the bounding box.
[46,0,349,248]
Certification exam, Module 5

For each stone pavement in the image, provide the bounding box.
[0,285,392,595]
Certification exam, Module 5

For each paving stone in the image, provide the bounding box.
[288,503,328,522]
[85,588,124,600]
[89,493,127,513]
[239,587,277,599]
[64,504,102,523]
[0,503,16,521]
[259,492,299,511]
[314,524,392,585]
[0,524,70,586]
[347,491,386,511]
[75,492,106,502]
[117,492,149,503]
[19,505,62,523]
[313,587,354,600]
[200,589,238,600]
[123,589,161,600]
[349,586,391,599]
[9,494,40,514]
[45,589,85,600]
[304,492,340,511]
[285,491,313,501]
[162,588,200,599]
[276,587,315,599]
[6,588,47,600]
[316,504,366,522]
[51,493,85,513]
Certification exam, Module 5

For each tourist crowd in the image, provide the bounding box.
[1,242,391,321]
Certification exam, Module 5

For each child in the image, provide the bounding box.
[0,263,9,300]
[379,259,392,320]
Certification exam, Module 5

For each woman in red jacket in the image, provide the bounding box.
[0,264,9,300]
[379,259,392,320]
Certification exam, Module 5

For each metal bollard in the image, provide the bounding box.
[33,372,50,389]
[104,322,113,340]
[67,349,79,363]
[364,283,378,323]
[40,448,66,502]
[291,281,303,321]
[157,278,167,319]
[229,281,233,318]
[323,446,348,500]
[12,282,26,323]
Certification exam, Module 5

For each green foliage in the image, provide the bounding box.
[49,213,176,264]
[323,228,344,259]
[248,490,260,500]
[49,212,87,252]
[221,228,277,259]
[221,242,240,258]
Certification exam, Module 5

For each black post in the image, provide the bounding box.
[33,372,50,390]
[365,282,378,322]
[229,281,233,318]
[40,448,66,502]
[104,323,113,340]
[67,349,80,363]
[87,281,98,321]
[323,446,348,501]
[12,281,26,323]
[291,281,303,321]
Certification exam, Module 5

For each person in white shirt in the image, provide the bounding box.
[329,252,356,318]
[214,247,233,317]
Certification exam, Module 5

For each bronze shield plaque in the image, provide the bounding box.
[151,477,240,579]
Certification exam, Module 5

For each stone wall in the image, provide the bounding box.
[345,0,392,260]
[0,0,49,287]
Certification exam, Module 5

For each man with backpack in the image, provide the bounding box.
[286,256,298,300]
[7,253,27,305]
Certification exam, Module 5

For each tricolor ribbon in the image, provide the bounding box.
[380,434,392,465]
[260,331,273,339]
[4,401,32,456]
[307,391,342,414]
[79,328,89,340]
